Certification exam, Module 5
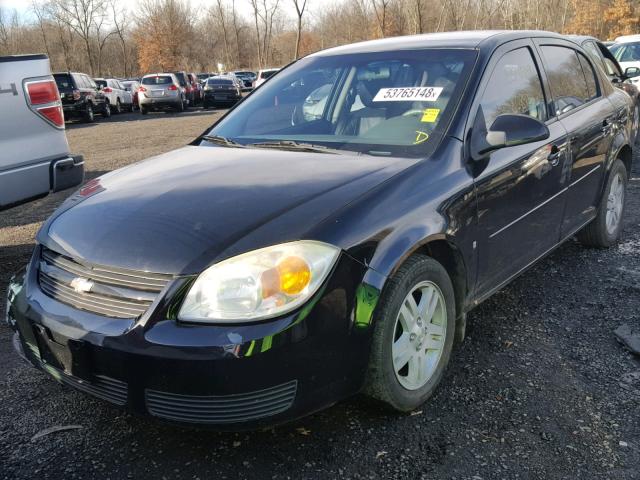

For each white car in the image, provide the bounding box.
[253,68,280,89]
[611,35,640,86]
[94,77,134,113]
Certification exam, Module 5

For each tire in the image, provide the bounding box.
[83,103,95,123]
[364,254,456,412]
[577,159,627,248]
[102,102,111,118]
[140,106,148,115]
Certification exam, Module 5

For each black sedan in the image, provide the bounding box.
[7,31,636,429]
[202,75,242,109]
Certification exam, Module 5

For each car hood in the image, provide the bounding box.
[42,146,415,274]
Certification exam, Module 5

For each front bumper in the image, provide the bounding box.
[8,248,379,429]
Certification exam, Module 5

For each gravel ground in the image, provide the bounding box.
[1,110,639,479]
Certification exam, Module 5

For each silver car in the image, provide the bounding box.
[138,73,185,114]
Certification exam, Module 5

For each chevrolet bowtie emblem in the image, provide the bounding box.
[70,277,93,293]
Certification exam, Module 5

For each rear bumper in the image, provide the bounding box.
[139,97,182,109]
[203,92,241,104]
[7,250,377,429]
[0,155,84,210]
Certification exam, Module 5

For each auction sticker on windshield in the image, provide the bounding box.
[373,86,443,102]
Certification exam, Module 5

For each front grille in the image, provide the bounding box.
[42,363,128,405]
[145,381,298,424]
[38,247,172,319]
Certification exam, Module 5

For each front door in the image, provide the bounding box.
[472,42,570,297]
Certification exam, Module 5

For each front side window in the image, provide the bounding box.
[205,49,477,158]
[541,45,596,115]
[478,47,547,129]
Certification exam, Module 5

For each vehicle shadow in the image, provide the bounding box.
[65,107,223,129]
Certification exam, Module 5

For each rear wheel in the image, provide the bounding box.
[83,103,94,123]
[577,159,627,247]
[365,255,455,412]
[114,98,122,114]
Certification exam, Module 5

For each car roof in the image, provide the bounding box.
[615,34,640,44]
[311,30,568,56]
[565,34,606,47]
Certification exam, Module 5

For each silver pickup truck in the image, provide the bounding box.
[0,54,84,210]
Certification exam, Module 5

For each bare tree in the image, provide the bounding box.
[49,0,109,75]
[292,0,307,59]
[110,1,129,76]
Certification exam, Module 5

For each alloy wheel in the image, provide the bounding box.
[392,281,447,390]
[606,172,624,235]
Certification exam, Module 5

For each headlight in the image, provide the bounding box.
[178,241,340,323]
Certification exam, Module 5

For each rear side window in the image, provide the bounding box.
[479,47,547,128]
[540,45,596,115]
[577,53,599,99]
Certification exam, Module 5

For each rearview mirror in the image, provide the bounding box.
[625,66,640,78]
[470,112,550,161]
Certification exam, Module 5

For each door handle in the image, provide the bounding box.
[602,118,613,134]
[547,145,562,166]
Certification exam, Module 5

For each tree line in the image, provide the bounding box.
[0,0,638,78]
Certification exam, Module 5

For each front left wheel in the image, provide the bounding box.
[365,255,455,412]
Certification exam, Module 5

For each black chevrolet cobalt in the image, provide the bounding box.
[7,31,636,428]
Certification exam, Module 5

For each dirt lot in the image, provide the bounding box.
[1,110,639,479]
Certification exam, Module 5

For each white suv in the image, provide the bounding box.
[94,78,134,113]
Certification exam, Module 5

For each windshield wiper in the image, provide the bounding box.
[247,140,354,155]
[201,134,245,148]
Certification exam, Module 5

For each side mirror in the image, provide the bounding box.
[470,112,550,161]
[625,66,640,78]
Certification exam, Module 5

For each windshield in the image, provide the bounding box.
[95,79,107,88]
[611,42,640,62]
[204,49,476,157]
[142,76,173,85]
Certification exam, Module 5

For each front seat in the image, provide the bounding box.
[337,81,388,136]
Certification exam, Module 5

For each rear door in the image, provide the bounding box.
[472,40,570,296]
[536,40,614,236]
